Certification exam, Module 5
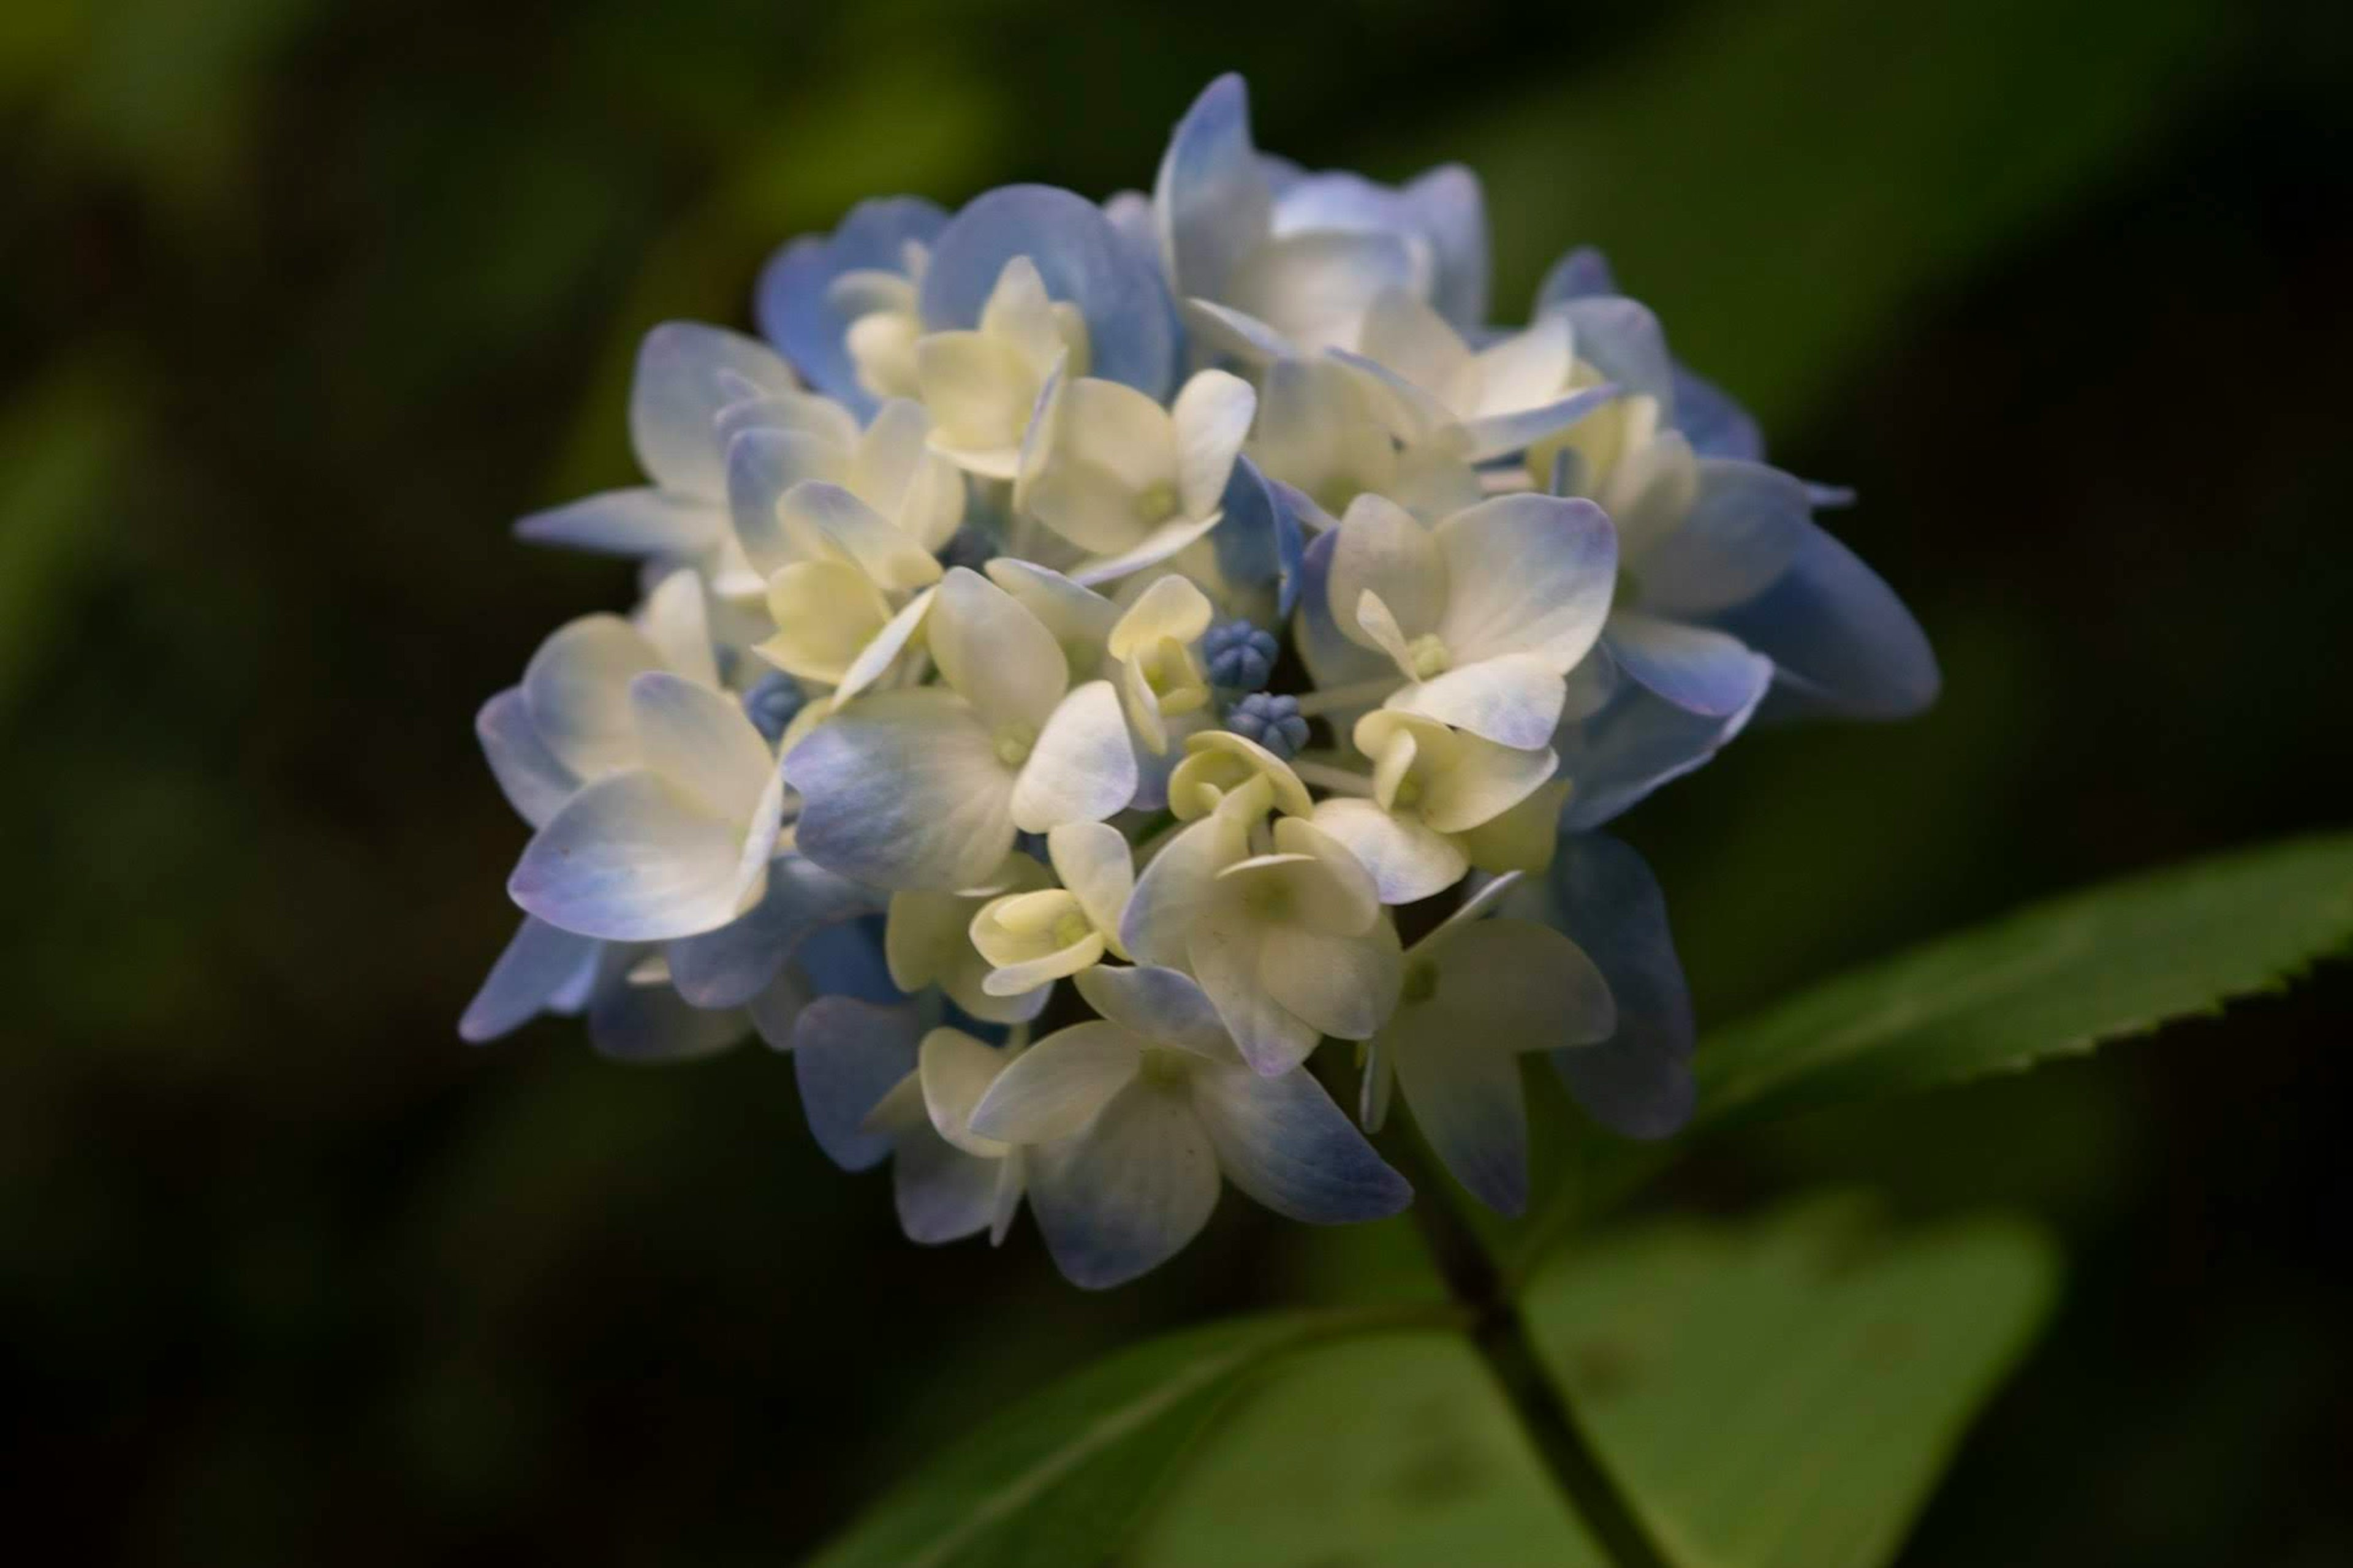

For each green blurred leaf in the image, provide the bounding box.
[805,1307,1450,1568]
[1460,0,2236,426]
[0,363,137,713]
[1694,832,2353,1130]
[1521,1197,2060,1568]
[1127,1330,1608,1567]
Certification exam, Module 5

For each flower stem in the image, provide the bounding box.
[1292,676,1401,717]
[1289,760,1375,796]
[1387,1134,1672,1568]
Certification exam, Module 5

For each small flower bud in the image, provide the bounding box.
[1225,691,1308,760]
[1203,618,1279,691]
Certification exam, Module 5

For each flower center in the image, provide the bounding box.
[1051,911,1092,948]
[1406,633,1451,679]
[1135,479,1178,525]
[994,722,1037,767]
[1138,1047,1191,1087]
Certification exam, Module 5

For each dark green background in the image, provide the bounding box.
[4,0,2347,1561]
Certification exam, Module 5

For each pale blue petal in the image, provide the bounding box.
[458,916,600,1043]
[784,689,1017,892]
[795,915,905,1006]
[1602,613,1775,718]
[1270,165,1490,330]
[1458,383,1623,463]
[586,949,748,1064]
[1534,244,1618,308]
[629,323,797,501]
[919,184,1179,399]
[508,770,757,942]
[1389,1034,1527,1215]
[1026,1082,1221,1289]
[1509,834,1696,1138]
[1210,455,1305,617]
[1547,296,1673,408]
[476,687,577,831]
[1635,459,1811,617]
[515,487,719,558]
[1671,365,1764,461]
[726,426,839,577]
[791,998,923,1172]
[1153,73,1271,301]
[1189,1064,1411,1223]
[1292,526,1394,693]
[1710,517,1939,721]
[1556,675,1764,831]
[755,197,949,413]
[893,1124,1001,1244]
[666,855,877,1009]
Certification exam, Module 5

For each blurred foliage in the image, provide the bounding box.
[1,0,2348,1562]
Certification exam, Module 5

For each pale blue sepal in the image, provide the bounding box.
[585,947,748,1064]
[458,915,601,1043]
[1393,1043,1528,1217]
[1190,1064,1411,1223]
[1603,614,1775,719]
[1210,455,1305,618]
[1027,1081,1221,1289]
[792,998,923,1172]
[1153,73,1271,303]
[894,1126,999,1244]
[1672,366,1765,461]
[515,487,719,559]
[666,855,879,1009]
[920,184,1180,400]
[1506,834,1696,1138]
[1710,517,1940,721]
[1555,672,1765,833]
[755,197,949,415]
[476,687,577,831]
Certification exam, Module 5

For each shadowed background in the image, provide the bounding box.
[3,0,2348,1561]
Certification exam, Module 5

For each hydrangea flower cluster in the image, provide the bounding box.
[461,76,1936,1289]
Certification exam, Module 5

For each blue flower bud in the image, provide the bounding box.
[1225,691,1309,760]
[1203,618,1279,691]
[742,670,808,744]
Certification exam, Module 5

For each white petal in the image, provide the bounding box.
[779,480,941,593]
[1415,734,1558,836]
[1308,797,1467,905]
[1118,784,1257,968]
[969,1021,1144,1143]
[1010,680,1138,833]
[517,487,719,558]
[919,1027,1014,1156]
[1172,369,1256,520]
[832,586,936,706]
[726,426,844,576]
[755,559,891,686]
[1179,297,1297,363]
[1189,1064,1412,1222]
[1073,965,1237,1060]
[509,770,760,941]
[1047,821,1135,950]
[522,614,665,780]
[634,568,720,689]
[1153,74,1274,300]
[1389,653,1566,750]
[984,558,1118,671]
[631,323,796,499]
[1067,513,1225,588]
[1259,918,1401,1043]
[1268,814,1382,933]
[1189,915,1320,1076]
[785,688,1016,891]
[930,567,1070,732]
[629,672,773,825]
[1433,494,1616,672]
[1357,287,1471,403]
[476,687,578,830]
[1225,230,1420,356]
[1106,574,1214,662]
[1328,494,1445,649]
[1027,1081,1221,1289]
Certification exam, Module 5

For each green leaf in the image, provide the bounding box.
[1696,833,2353,1130]
[1521,1197,2061,1568]
[1127,1330,1610,1567]
[805,1308,1447,1568]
